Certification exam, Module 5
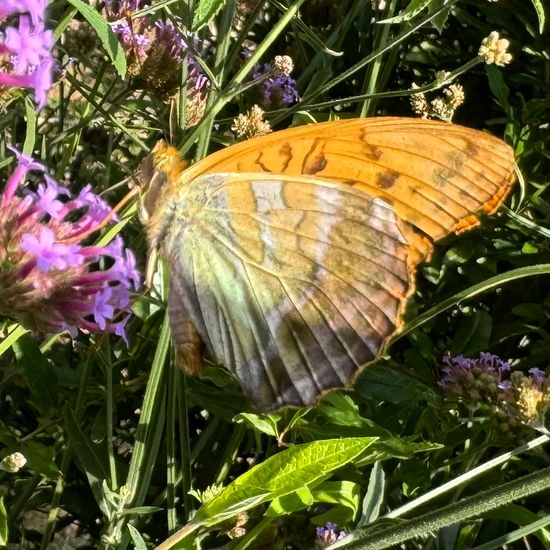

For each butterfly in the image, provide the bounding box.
[139,117,516,412]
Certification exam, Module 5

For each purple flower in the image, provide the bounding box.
[0,0,47,24]
[105,2,207,100]
[4,16,53,73]
[92,287,115,330]
[438,352,511,406]
[20,227,83,271]
[316,522,346,547]
[439,353,510,388]
[31,176,70,218]
[529,368,546,389]
[0,5,54,109]
[251,62,299,109]
[0,149,141,342]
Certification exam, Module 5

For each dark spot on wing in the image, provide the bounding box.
[463,139,479,157]
[279,142,293,172]
[304,153,327,174]
[363,144,382,160]
[377,170,399,189]
[302,139,328,175]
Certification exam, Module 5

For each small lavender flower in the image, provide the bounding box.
[316,522,347,547]
[439,352,511,404]
[105,0,208,102]
[0,149,140,341]
[251,59,299,109]
[440,354,550,432]
[0,3,54,108]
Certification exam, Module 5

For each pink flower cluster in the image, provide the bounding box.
[0,0,54,108]
[0,149,140,341]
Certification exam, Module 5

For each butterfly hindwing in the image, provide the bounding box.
[161,173,416,410]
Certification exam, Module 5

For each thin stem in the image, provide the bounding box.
[331,466,550,550]
[387,434,550,519]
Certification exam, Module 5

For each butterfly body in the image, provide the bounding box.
[140,117,516,411]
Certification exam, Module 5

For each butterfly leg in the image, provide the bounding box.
[168,282,204,375]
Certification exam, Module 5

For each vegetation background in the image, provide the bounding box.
[1,0,549,548]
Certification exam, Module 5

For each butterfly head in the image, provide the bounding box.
[138,140,188,225]
[139,141,189,286]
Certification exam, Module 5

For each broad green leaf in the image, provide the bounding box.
[194,437,376,526]
[450,310,492,356]
[21,441,59,478]
[0,497,7,545]
[66,0,126,77]
[234,412,280,437]
[65,405,110,514]
[127,524,147,550]
[311,481,361,523]
[13,334,58,413]
[318,393,365,427]
[266,486,315,517]
[354,364,434,404]
[192,0,226,31]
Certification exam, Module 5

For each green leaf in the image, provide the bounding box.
[358,462,385,526]
[354,364,434,404]
[266,486,315,517]
[529,0,546,33]
[127,524,147,550]
[21,441,59,478]
[0,323,28,358]
[64,405,110,514]
[121,506,163,517]
[0,497,7,545]
[234,412,280,437]
[311,481,361,523]
[192,0,226,31]
[450,310,492,356]
[377,0,434,24]
[486,64,510,111]
[194,437,376,527]
[13,334,58,413]
[65,0,126,77]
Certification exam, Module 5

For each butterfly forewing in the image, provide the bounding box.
[161,173,415,410]
[175,117,515,245]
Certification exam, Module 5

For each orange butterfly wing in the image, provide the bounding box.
[165,117,515,261]
[143,117,516,411]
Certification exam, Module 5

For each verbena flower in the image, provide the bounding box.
[105,0,209,103]
[0,1,54,108]
[316,522,347,547]
[250,55,299,109]
[0,148,140,341]
[440,354,550,432]
[439,352,510,404]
